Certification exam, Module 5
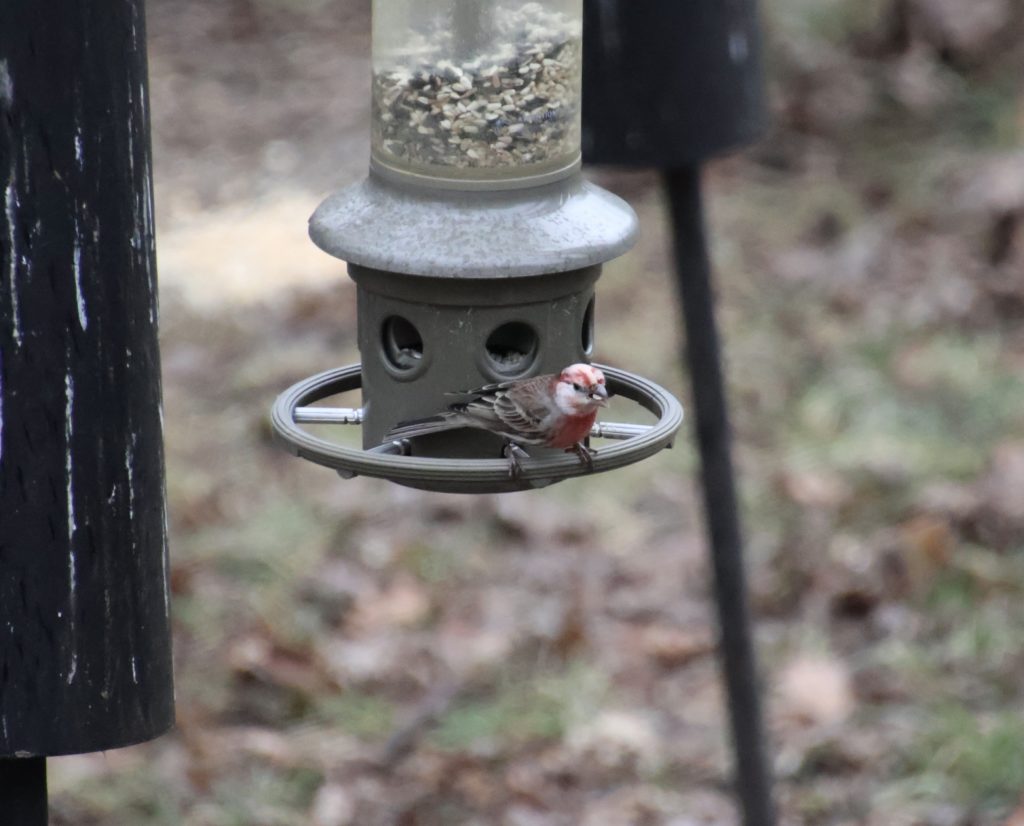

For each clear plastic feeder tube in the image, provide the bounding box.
[371,0,583,189]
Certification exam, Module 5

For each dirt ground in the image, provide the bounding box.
[47,0,1024,824]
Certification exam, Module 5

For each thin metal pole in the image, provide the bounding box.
[664,166,776,826]
[0,758,48,825]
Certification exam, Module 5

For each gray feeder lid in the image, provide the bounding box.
[309,171,638,278]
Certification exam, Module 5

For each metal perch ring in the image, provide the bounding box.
[271,363,683,494]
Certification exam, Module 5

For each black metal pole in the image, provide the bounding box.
[665,166,776,826]
[0,758,47,825]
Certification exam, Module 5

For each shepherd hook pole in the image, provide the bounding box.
[665,166,777,826]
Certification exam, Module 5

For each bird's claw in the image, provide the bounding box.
[570,441,596,471]
[503,442,530,480]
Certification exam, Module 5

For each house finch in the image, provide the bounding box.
[385,363,610,478]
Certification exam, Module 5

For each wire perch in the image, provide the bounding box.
[272,362,683,494]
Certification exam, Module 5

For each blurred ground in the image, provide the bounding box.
[48,0,1024,824]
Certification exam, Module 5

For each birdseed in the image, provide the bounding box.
[372,4,580,174]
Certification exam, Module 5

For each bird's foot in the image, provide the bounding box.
[569,441,596,471]
[503,442,531,480]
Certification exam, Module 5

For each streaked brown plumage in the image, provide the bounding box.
[385,363,610,476]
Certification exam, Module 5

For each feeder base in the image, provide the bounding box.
[272,363,683,494]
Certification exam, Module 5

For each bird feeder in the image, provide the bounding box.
[272,0,683,493]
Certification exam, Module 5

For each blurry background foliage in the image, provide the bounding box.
[44,0,1024,823]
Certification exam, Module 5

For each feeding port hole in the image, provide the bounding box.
[485,321,539,376]
[382,315,424,372]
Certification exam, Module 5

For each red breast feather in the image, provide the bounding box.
[546,408,598,449]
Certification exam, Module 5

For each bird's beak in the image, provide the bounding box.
[591,384,609,406]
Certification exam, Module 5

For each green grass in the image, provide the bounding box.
[176,497,337,640]
[782,331,1024,499]
[312,690,396,739]
[432,687,564,751]
[201,766,323,826]
[949,76,1023,150]
[398,538,471,585]
[52,763,187,826]
[431,663,606,752]
[906,706,1024,810]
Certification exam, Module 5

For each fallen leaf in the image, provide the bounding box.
[777,655,855,728]
[231,727,298,767]
[565,710,663,775]
[897,514,954,592]
[299,559,375,627]
[779,468,854,509]
[504,804,563,826]
[909,0,1012,61]
[311,782,356,826]
[320,636,409,687]
[983,441,1024,523]
[889,47,955,113]
[639,625,715,669]
[1004,797,1024,826]
[350,574,432,631]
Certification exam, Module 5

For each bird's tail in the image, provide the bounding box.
[385,412,464,442]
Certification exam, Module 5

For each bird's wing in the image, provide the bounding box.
[445,375,555,445]
[492,375,559,444]
[448,373,555,398]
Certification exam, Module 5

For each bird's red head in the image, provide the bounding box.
[554,363,609,415]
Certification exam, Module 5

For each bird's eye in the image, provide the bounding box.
[572,382,583,392]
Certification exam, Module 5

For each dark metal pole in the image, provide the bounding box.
[665,166,777,826]
[0,758,47,825]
